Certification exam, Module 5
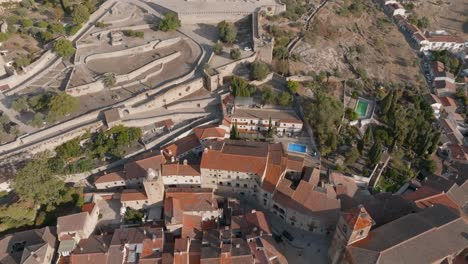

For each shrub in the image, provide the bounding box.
[0,33,9,42]
[53,39,75,58]
[95,21,110,28]
[217,20,237,43]
[48,23,65,34]
[230,48,241,60]
[287,80,299,93]
[13,56,31,69]
[21,19,33,28]
[158,12,181,32]
[213,43,223,55]
[71,5,90,25]
[251,61,270,81]
[36,21,48,28]
[122,30,144,38]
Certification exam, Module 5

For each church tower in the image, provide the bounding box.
[143,168,164,206]
[328,205,374,264]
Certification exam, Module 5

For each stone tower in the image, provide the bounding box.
[328,205,374,264]
[143,168,164,206]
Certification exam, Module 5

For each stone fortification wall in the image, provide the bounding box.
[114,51,180,83]
[90,24,152,38]
[84,39,161,63]
[1,51,59,93]
[0,120,103,158]
[128,77,204,114]
[165,96,218,111]
[67,51,180,96]
[121,112,208,127]
[205,53,257,90]
[122,38,205,108]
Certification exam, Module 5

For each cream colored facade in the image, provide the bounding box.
[162,175,201,186]
[231,117,303,134]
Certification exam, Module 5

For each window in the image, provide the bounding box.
[236,183,240,187]
[227,182,231,186]
[219,182,223,185]
[359,230,364,236]
[244,184,247,188]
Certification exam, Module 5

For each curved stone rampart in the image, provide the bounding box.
[114,51,180,83]
[84,39,161,64]
[90,24,152,38]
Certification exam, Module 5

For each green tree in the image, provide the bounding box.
[230,122,239,139]
[124,207,144,223]
[304,91,343,155]
[21,19,33,28]
[277,91,292,106]
[48,22,65,34]
[48,93,79,119]
[102,72,116,87]
[158,12,181,32]
[0,202,36,231]
[0,33,9,42]
[287,80,299,93]
[230,48,241,60]
[251,61,270,81]
[12,95,29,112]
[55,138,82,159]
[344,146,360,164]
[13,56,31,69]
[417,16,429,29]
[362,125,374,145]
[213,43,223,55]
[53,39,75,58]
[273,46,289,60]
[231,76,252,97]
[71,5,90,25]
[261,85,276,104]
[217,20,237,43]
[345,108,358,121]
[368,141,382,166]
[12,153,67,207]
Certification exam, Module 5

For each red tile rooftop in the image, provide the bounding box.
[194,125,226,140]
[121,190,148,201]
[162,163,201,177]
[95,171,126,184]
[81,203,95,214]
[162,134,201,158]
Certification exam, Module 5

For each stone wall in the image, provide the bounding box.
[121,112,208,127]
[205,53,257,90]
[90,24,152,38]
[83,39,161,63]
[165,96,218,110]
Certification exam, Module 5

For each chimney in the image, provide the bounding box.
[171,156,175,163]
[102,242,106,248]
[152,234,157,242]
[204,147,208,153]
[236,244,240,248]
[251,209,256,213]
[160,149,164,155]
[209,145,212,150]
[183,159,188,165]
[143,229,147,235]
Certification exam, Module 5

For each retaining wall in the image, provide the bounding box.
[166,97,218,111]
[90,24,152,38]
[129,77,205,114]
[121,112,208,127]
[114,51,180,83]
[84,39,161,63]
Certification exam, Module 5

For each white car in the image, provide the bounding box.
[244,46,252,51]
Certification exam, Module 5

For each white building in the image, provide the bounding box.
[162,161,201,187]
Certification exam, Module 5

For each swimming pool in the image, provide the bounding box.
[355,99,369,117]
[288,143,307,153]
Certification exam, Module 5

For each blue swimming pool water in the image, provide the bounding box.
[288,143,307,153]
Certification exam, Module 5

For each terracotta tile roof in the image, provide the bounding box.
[426,34,465,44]
[155,119,174,130]
[438,96,457,108]
[125,154,165,180]
[70,235,112,264]
[273,178,340,220]
[57,212,89,236]
[162,163,201,177]
[414,193,459,213]
[162,134,201,158]
[347,205,466,264]
[165,188,218,225]
[194,125,226,140]
[81,203,96,214]
[201,141,286,179]
[434,79,455,91]
[262,146,288,193]
[182,214,203,239]
[448,144,468,161]
[331,172,359,198]
[342,205,374,230]
[242,211,272,235]
[121,189,148,202]
[110,226,163,247]
[286,155,304,171]
[95,171,126,184]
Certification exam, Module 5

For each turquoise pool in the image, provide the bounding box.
[355,99,369,117]
[288,143,307,153]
